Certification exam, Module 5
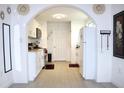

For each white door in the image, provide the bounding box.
[47,22,71,61]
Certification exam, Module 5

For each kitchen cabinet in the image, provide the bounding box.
[28,49,45,81]
[28,28,41,39]
[28,30,36,38]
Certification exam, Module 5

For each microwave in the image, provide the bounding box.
[36,28,42,39]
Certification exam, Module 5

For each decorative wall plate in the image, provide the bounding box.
[17,4,30,15]
[0,11,5,20]
[93,4,105,14]
[7,7,11,14]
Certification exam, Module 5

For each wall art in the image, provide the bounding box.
[113,11,124,58]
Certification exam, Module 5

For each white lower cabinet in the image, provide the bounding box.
[28,49,45,81]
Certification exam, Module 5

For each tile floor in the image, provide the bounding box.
[9,62,117,88]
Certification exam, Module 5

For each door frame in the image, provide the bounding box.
[24,5,97,83]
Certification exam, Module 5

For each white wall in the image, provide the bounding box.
[11,4,112,83]
[111,4,124,88]
[71,21,84,64]
[0,5,13,87]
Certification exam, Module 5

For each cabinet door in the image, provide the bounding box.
[38,50,45,68]
[28,52,36,81]
[35,52,40,75]
[38,51,41,67]
[40,50,45,67]
[28,30,36,38]
[35,51,42,75]
[41,51,45,68]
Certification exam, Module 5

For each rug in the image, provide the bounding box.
[69,64,79,68]
[43,64,54,70]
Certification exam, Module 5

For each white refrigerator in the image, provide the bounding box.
[79,27,96,80]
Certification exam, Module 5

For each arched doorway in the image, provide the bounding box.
[26,5,97,82]
[13,4,103,84]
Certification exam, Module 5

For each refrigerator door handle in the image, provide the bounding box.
[82,42,86,43]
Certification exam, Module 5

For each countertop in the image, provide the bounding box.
[28,48,43,52]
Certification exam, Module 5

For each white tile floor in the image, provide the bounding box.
[9,62,117,88]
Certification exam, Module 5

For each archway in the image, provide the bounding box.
[26,5,97,82]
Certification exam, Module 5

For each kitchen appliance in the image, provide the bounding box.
[79,27,96,80]
[36,28,42,39]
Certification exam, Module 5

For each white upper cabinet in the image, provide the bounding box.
[28,29,36,38]
[28,19,41,39]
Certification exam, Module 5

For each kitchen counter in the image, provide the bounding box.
[28,48,45,81]
[28,47,44,52]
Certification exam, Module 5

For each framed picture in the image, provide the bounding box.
[2,23,12,73]
[113,11,124,58]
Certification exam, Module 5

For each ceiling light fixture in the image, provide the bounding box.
[52,13,67,19]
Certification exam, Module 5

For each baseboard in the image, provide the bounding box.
[1,81,13,88]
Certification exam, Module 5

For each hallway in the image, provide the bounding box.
[9,62,116,88]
